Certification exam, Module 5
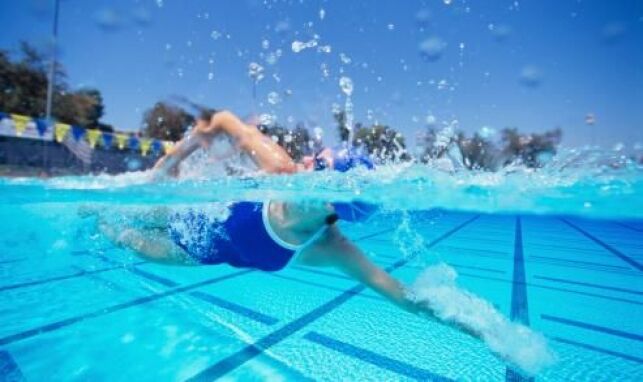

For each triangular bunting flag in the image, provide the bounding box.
[86,129,102,148]
[54,123,71,142]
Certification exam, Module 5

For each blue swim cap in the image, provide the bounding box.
[315,147,374,172]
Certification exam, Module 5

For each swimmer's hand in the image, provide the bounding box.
[151,155,180,181]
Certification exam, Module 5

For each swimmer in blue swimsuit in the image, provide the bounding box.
[98,109,487,343]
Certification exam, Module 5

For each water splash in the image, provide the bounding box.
[409,263,557,376]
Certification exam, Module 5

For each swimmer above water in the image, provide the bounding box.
[96,109,555,376]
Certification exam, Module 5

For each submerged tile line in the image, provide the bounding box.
[552,337,643,364]
[303,331,454,381]
[0,261,147,293]
[614,222,643,234]
[506,216,533,382]
[354,227,397,242]
[560,218,643,272]
[509,216,530,325]
[269,273,385,302]
[0,270,251,347]
[541,314,643,342]
[533,275,643,297]
[187,214,480,381]
[458,272,643,306]
[95,254,279,324]
[0,258,25,265]
[0,349,25,381]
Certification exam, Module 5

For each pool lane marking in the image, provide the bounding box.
[457,272,643,306]
[186,214,480,381]
[560,218,643,272]
[506,216,533,382]
[541,314,643,342]
[552,337,643,364]
[268,273,385,302]
[0,270,252,347]
[0,261,147,293]
[509,216,530,325]
[614,222,643,233]
[94,256,279,325]
[0,258,25,265]
[0,349,25,381]
[527,255,631,272]
[303,332,455,382]
[533,275,643,297]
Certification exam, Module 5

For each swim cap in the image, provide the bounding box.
[315,147,375,172]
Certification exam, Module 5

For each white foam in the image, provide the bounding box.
[408,263,557,376]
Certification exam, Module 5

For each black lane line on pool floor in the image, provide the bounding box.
[303,332,455,382]
[614,222,643,234]
[0,270,251,347]
[93,255,279,326]
[0,260,148,293]
[551,337,643,364]
[505,216,533,382]
[186,214,480,382]
[560,218,643,272]
[541,315,643,342]
[0,349,25,381]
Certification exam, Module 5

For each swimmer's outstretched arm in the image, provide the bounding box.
[153,111,297,177]
[296,226,483,339]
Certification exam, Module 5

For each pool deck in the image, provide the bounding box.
[1,211,642,381]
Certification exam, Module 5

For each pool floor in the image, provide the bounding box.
[1,210,642,381]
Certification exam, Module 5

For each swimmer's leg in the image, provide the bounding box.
[98,220,194,265]
[296,225,482,338]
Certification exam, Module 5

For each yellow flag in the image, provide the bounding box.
[86,129,102,148]
[139,139,151,156]
[54,123,71,142]
[10,114,30,136]
[162,141,175,154]
[115,133,128,150]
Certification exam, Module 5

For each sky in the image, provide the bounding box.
[0,0,642,151]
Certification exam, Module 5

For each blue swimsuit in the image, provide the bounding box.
[167,202,328,271]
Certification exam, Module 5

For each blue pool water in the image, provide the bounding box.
[0,160,642,381]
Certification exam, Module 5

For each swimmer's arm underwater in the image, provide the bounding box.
[296,226,483,340]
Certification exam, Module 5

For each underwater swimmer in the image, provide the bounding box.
[98,108,552,375]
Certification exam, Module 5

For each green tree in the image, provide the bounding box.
[258,122,312,161]
[0,42,112,130]
[141,102,194,141]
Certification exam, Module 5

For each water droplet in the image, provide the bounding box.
[387,23,395,30]
[210,30,222,40]
[418,37,446,62]
[443,0,452,5]
[339,76,354,96]
[261,39,270,50]
[267,91,281,105]
[248,62,265,82]
[317,45,332,53]
[320,63,330,77]
[519,65,543,88]
[291,39,318,53]
[319,8,325,20]
[156,0,163,8]
[208,72,214,80]
[339,53,352,64]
